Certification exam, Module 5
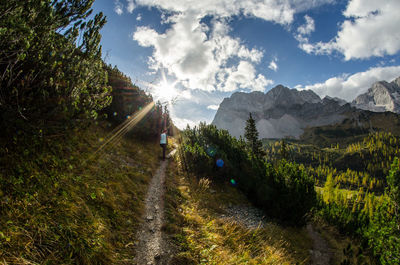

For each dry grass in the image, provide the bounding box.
[164,154,313,265]
[0,123,160,264]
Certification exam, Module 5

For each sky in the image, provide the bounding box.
[91,0,400,129]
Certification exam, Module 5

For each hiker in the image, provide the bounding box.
[160,129,168,160]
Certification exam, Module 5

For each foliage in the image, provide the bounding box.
[364,199,400,265]
[103,65,169,139]
[179,123,316,226]
[387,157,400,212]
[265,132,399,193]
[0,0,111,135]
[0,123,160,264]
[270,160,316,224]
[244,113,264,157]
[268,131,400,263]
[164,157,313,264]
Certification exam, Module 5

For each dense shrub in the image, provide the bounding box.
[179,123,316,226]
[0,0,111,135]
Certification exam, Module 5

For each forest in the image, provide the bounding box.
[264,132,400,264]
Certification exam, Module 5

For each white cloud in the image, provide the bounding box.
[297,66,400,101]
[298,0,400,60]
[127,0,135,13]
[207,104,219,110]
[268,59,278,72]
[129,0,335,126]
[132,1,336,95]
[114,0,124,15]
[136,14,142,21]
[297,15,315,35]
[134,0,334,24]
[171,116,198,130]
[221,61,273,92]
[133,13,271,93]
[295,15,318,53]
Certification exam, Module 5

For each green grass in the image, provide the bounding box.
[0,122,160,264]
[164,152,314,265]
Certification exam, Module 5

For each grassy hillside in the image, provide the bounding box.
[164,155,313,264]
[0,123,160,264]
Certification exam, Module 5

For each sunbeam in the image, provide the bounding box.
[88,101,155,160]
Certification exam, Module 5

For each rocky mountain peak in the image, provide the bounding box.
[268,84,289,97]
[265,85,322,105]
[324,96,348,106]
[352,76,400,113]
[392,76,400,87]
[212,84,345,139]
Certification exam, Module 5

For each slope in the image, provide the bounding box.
[164,151,360,264]
[0,122,160,264]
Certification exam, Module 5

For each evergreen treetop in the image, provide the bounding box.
[244,113,264,157]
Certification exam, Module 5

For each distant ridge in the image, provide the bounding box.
[212,76,400,139]
[212,85,350,139]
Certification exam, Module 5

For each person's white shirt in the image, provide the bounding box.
[160,133,167,144]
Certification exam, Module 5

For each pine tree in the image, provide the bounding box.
[0,0,110,133]
[244,113,264,157]
[388,157,400,220]
[280,139,288,160]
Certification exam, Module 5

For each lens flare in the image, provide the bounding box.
[88,101,155,160]
[206,146,216,157]
[230,179,237,186]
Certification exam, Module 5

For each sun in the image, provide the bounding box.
[154,80,177,101]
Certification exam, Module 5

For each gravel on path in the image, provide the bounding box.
[220,204,267,229]
[134,152,174,265]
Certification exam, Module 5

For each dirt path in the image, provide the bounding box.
[306,224,333,265]
[134,150,175,265]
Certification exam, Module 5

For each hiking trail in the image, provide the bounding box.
[133,149,176,265]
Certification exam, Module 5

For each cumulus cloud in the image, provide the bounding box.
[295,15,317,53]
[222,61,273,92]
[133,0,334,24]
[127,0,135,13]
[296,66,400,101]
[129,0,336,125]
[131,0,337,95]
[297,15,315,35]
[268,59,278,72]
[114,0,124,15]
[298,0,400,60]
[134,13,271,92]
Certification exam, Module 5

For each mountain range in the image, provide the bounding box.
[212,76,400,139]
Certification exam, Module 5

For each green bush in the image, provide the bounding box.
[0,0,111,135]
[180,123,316,226]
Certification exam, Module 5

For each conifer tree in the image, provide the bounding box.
[244,113,264,157]
[0,0,110,133]
[388,157,400,219]
[280,139,288,160]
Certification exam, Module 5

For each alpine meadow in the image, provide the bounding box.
[1,1,400,265]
